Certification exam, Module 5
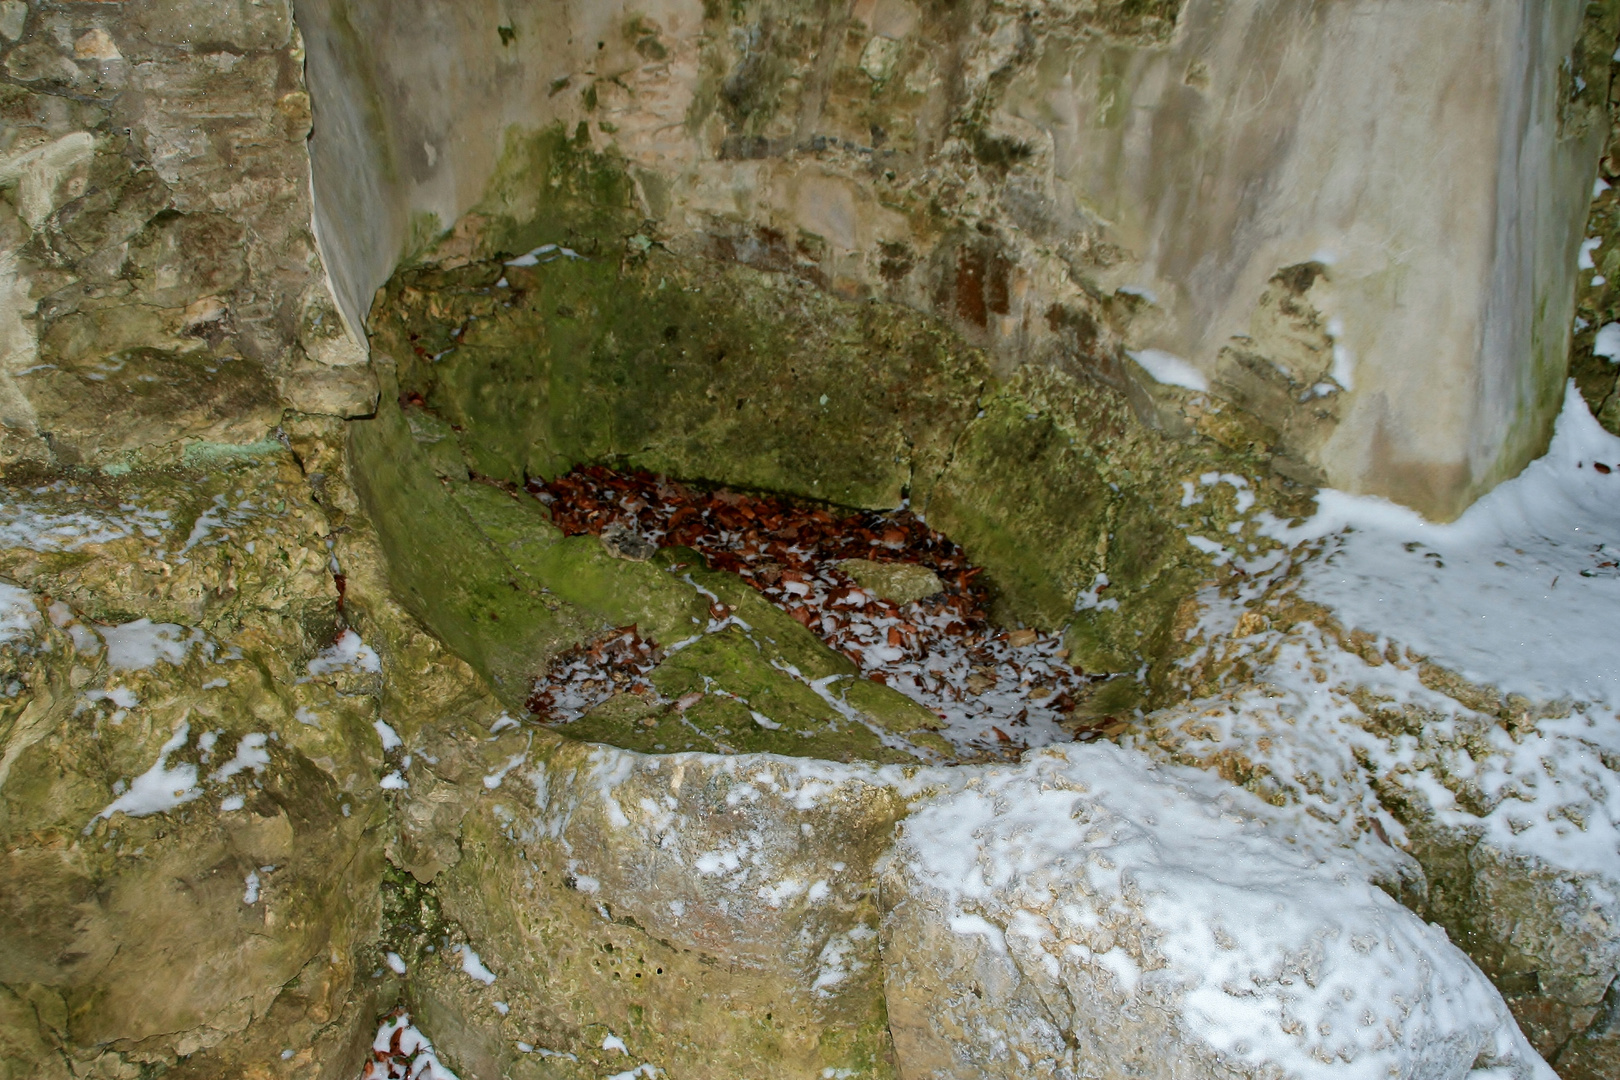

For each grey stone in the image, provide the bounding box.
[0,1,26,43]
[839,559,945,605]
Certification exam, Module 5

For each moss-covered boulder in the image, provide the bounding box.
[368,234,1300,675]
[349,380,949,763]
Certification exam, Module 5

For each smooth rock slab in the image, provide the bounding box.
[880,744,1552,1080]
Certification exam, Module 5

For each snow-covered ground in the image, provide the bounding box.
[1266,382,1620,711]
[1155,384,1620,881]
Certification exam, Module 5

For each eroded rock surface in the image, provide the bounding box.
[0,446,386,1078]
[1,1,1617,1078]
[0,0,375,477]
[304,0,1617,518]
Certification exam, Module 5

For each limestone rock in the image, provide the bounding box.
[599,521,657,562]
[1147,592,1620,1065]
[304,0,1606,520]
[838,559,943,605]
[277,357,382,419]
[405,737,912,1079]
[0,2,1606,1078]
[0,454,386,1075]
[0,2,25,43]
[0,0,368,469]
[880,745,1553,1080]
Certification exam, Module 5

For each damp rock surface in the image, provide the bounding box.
[1,0,1618,1077]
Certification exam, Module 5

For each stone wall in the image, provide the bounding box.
[299,0,1613,520]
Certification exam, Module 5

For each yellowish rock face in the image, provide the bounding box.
[837,558,943,606]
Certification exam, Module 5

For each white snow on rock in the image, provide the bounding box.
[364,1011,460,1080]
[605,1066,659,1080]
[504,242,583,267]
[1145,588,1620,1042]
[1594,321,1620,362]
[886,744,1554,1080]
[523,740,1548,1078]
[94,721,202,821]
[210,732,270,783]
[373,719,402,750]
[457,945,496,985]
[308,629,382,677]
[99,619,204,670]
[0,582,39,645]
[1161,613,1620,885]
[0,495,170,553]
[1265,383,1620,711]
[89,724,279,827]
[1126,348,1209,392]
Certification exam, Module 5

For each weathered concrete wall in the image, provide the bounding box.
[298,0,1611,519]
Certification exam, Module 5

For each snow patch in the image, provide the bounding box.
[0,583,39,645]
[483,748,528,789]
[1263,383,1620,710]
[1595,322,1620,362]
[1126,348,1208,393]
[505,243,583,267]
[308,630,381,677]
[94,722,200,820]
[100,619,201,670]
[897,744,1550,1079]
[210,732,270,782]
[458,945,497,985]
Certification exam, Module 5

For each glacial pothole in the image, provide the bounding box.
[521,466,1122,763]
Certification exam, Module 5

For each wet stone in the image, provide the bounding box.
[837,558,944,605]
[599,521,657,561]
[520,464,1113,763]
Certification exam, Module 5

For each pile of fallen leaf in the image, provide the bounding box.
[524,625,659,720]
[363,1010,456,1080]
[527,466,1119,758]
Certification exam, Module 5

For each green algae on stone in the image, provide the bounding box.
[373,249,987,508]
[466,123,640,260]
[447,481,711,646]
[348,386,602,704]
[916,364,1267,673]
[363,120,1298,679]
[369,240,1287,677]
[349,386,943,761]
